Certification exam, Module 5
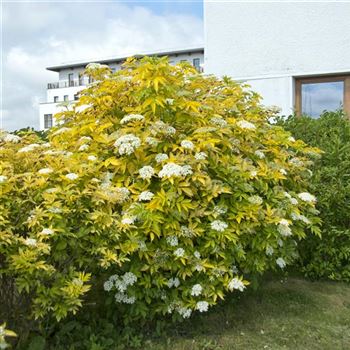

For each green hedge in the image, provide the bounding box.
[278,111,350,282]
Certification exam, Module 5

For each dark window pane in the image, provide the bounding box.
[44,114,53,128]
[301,81,344,118]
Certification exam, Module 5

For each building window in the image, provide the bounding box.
[64,95,69,101]
[68,73,74,87]
[295,75,350,118]
[54,96,59,103]
[74,94,79,101]
[193,58,201,71]
[44,114,53,129]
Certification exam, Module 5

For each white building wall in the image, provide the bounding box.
[204,0,350,115]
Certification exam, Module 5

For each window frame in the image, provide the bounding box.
[44,114,53,129]
[53,96,59,103]
[64,95,69,101]
[295,74,350,117]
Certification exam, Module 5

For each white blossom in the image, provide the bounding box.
[177,307,192,318]
[40,228,54,235]
[254,150,265,159]
[158,163,193,178]
[65,173,79,180]
[277,222,292,237]
[290,197,298,205]
[276,257,286,268]
[79,136,92,142]
[228,278,246,292]
[266,245,274,256]
[155,153,169,163]
[25,238,37,247]
[139,166,154,179]
[191,284,203,296]
[87,155,97,161]
[279,168,287,175]
[151,121,176,135]
[114,134,141,155]
[248,195,263,205]
[18,144,40,153]
[298,192,316,203]
[196,301,209,312]
[210,116,227,127]
[103,280,113,291]
[121,216,136,225]
[78,144,89,151]
[138,191,154,201]
[250,170,258,177]
[174,248,185,257]
[122,272,137,286]
[38,168,53,175]
[52,127,71,135]
[181,140,194,149]
[48,207,62,214]
[115,292,136,304]
[166,236,178,247]
[211,220,228,232]
[288,136,296,142]
[237,120,256,130]
[194,251,201,259]
[2,133,21,143]
[167,277,180,288]
[0,175,8,183]
[181,226,195,237]
[279,219,290,226]
[213,205,227,215]
[195,152,207,160]
[120,114,144,124]
[145,137,158,146]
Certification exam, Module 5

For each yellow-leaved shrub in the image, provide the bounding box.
[0,57,320,324]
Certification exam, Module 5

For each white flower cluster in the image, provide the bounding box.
[284,192,298,205]
[25,238,37,247]
[277,219,292,237]
[48,207,62,214]
[291,213,311,224]
[151,121,176,135]
[276,257,286,268]
[104,272,137,304]
[78,144,89,151]
[139,166,154,179]
[196,301,209,312]
[120,114,144,124]
[155,153,169,163]
[298,192,316,203]
[191,284,203,296]
[167,277,180,288]
[158,163,192,178]
[254,150,265,159]
[114,134,141,155]
[40,228,54,235]
[210,116,227,127]
[194,251,201,259]
[174,247,185,257]
[266,245,274,256]
[65,173,79,180]
[248,195,263,205]
[0,175,8,183]
[228,278,246,292]
[79,136,92,142]
[181,140,194,149]
[166,236,178,247]
[1,132,21,143]
[145,137,158,146]
[279,168,287,175]
[181,225,195,237]
[87,155,97,161]
[18,144,40,153]
[177,307,192,319]
[194,152,207,160]
[138,191,154,201]
[213,205,227,215]
[114,187,130,203]
[211,220,228,232]
[52,127,71,136]
[38,168,53,175]
[289,157,304,167]
[121,216,136,225]
[237,120,256,130]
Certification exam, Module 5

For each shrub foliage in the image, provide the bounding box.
[0,58,320,331]
[279,111,350,282]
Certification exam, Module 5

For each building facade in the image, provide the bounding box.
[204,1,350,117]
[39,48,204,129]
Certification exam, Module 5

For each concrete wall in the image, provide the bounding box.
[204,0,350,114]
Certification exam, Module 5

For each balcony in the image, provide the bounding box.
[47,78,90,89]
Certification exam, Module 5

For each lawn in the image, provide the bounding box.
[144,277,350,350]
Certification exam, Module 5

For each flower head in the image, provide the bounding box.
[191,284,203,296]
[298,192,316,203]
[65,173,79,180]
[181,140,194,149]
[114,134,141,155]
[276,257,286,269]
[237,120,256,130]
[139,166,154,180]
[196,301,209,312]
[138,191,154,201]
[38,168,53,175]
[228,278,245,292]
[120,114,144,124]
[211,220,228,232]
[155,153,169,163]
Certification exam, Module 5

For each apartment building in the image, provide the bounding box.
[39,47,204,129]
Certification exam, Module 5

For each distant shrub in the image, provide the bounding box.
[0,57,320,339]
[279,111,350,282]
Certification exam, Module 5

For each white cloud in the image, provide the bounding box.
[2,2,203,131]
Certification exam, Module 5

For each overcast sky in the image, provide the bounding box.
[1,0,203,131]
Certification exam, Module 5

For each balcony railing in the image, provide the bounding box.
[47,78,90,89]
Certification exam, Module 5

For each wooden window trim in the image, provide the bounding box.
[295,74,350,117]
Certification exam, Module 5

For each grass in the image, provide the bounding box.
[144,276,350,350]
